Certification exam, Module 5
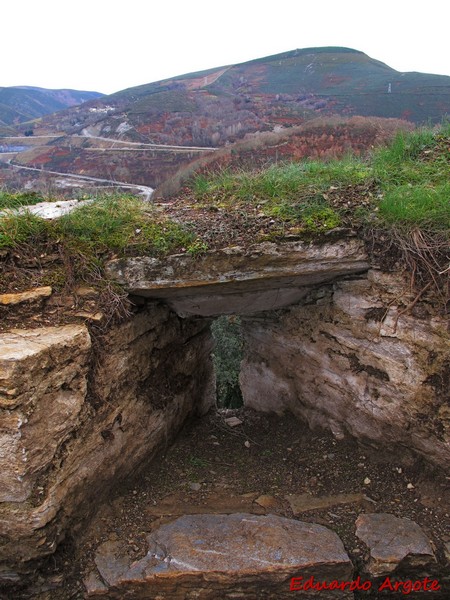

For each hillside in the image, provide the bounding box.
[8,116,412,192]
[34,47,450,145]
[0,86,103,127]
[3,47,449,193]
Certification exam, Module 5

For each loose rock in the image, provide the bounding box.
[355,513,436,577]
[0,286,52,305]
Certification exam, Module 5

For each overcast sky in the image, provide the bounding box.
[4,0,450,95]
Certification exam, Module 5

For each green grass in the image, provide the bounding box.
[373,128,445,184]
[0,190,46,210]
[190,125,450,234]
[373,125,450,230]
[0,194,199,258]
[58,195,187,254]
[192,157,373,233]
[378,183,450,228]
[195,158,370,201]
[0,210,51,249]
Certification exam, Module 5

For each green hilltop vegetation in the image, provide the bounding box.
[112,46,450,122]
[105,47,450,130]
[30,47,450,150]
[1,125,448,309]
[208,47,450,123]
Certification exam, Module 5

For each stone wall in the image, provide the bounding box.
[1,247,449,575]
[0,304,214,571]
[240,269,450,470]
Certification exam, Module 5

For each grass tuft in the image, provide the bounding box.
[0,190,46,210]
[0,210,52,249]
[1,194,197,256]
[378,183,450,229]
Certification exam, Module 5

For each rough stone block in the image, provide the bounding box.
[0,286,52,306]
[86,513,353,598]
[356,513,436,577]
[0,325,91,502]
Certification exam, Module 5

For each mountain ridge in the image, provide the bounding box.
[2,46,449,194]
[0,86,104,127]
[16,47,450,142]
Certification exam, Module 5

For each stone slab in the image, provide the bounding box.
[86,513,353,598]
[106,239,369,317]
[286,493,364,515]
[0,286,52,305]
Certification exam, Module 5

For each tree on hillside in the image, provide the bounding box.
[211,316,244,408]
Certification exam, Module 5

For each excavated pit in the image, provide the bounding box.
[1,238,449,598]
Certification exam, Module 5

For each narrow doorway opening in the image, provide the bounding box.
[210,315,244,408]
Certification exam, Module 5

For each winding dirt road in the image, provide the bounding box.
[6,160,154,200]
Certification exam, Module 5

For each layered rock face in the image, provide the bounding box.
[106,239,369,317]
[0,325,91,505]
[0,305,214,571]
[108,239,449,470]
[240,269,450,470]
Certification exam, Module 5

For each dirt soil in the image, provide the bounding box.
[154,179,376,252]
[7,408,449,600]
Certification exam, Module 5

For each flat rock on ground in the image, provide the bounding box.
[286,492,365,515]
[85,513,353,599]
